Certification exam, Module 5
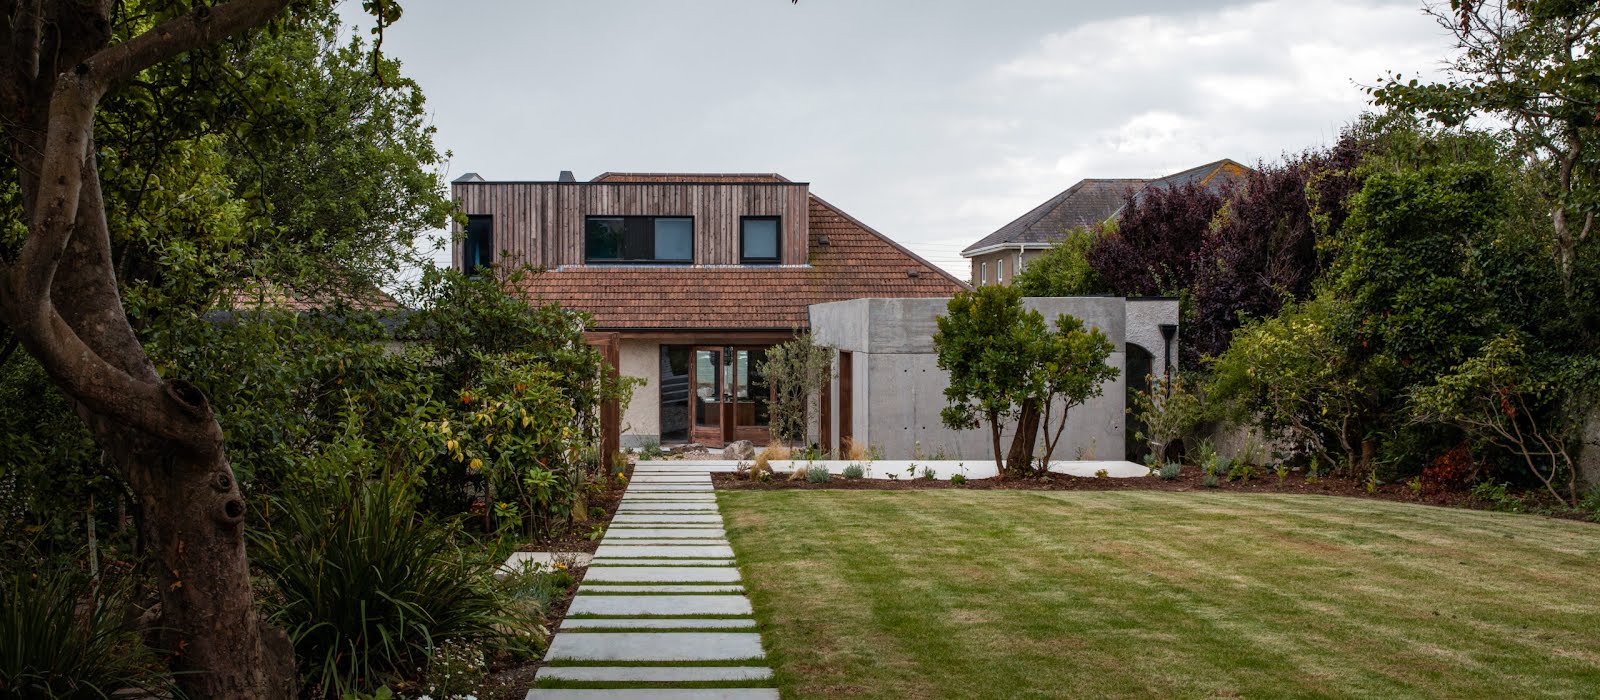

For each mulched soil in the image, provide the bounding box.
[714,468,1594,522]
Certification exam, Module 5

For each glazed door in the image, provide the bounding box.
[689,346,773,447]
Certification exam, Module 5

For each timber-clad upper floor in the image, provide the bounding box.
[451,172,811,271]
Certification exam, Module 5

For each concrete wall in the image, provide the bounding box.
[618,340,659,448]
[811,296,1170,461]
[1126,298,1181,379]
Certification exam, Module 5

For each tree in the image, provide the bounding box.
[759,333,833,449]
[1011,227,1107,297]
[934,285,1118,476]
[0,2,401,696]
[1032,314,1117,469]
[1370,0,1600,283]
[1086,181,1226,298]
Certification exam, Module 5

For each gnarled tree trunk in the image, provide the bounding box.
[0,1,299,696]
[1006,398,1041,476]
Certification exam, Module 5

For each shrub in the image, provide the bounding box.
[1203,474,1220,488]
[0,563,171,698]
[920,466,937,480]
[1158,463,1182,481]
[1130,374,1205,465]
[1012,227,1107,297]
[636,440,665,460]
[805,465,833,484]
[750,446,788,482]
[252,480,534,696]
[760,334,833,447]
[1423,445,1476,492]
[950,473,967,486]
[842,463,865,480]
[1470,481,1525,513]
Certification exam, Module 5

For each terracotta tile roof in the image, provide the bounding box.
[962,158,1253,255]
[516,196,968,330]
[224,279,400,312]
[590,173,793,183]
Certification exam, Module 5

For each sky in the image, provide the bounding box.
[338,0,1457,279]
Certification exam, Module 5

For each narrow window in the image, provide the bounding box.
[585,216,694,263]
[998,258,1006,283]
[980,261,988,285]
[463,215,494,275]
[740,216,781,264]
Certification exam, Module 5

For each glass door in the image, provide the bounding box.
[687,346,775,447]
[690,347,725,446]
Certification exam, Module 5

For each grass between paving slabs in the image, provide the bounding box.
[719,490,1600,700]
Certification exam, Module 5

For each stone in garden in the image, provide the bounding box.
[723,440,756,460]
[535,666,772,682]
[544,632,766,661]
[582,566,741,583]
[567,594,753,616]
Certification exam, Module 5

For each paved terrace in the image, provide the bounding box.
[526,462,776,700]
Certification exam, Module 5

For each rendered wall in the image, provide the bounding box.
[618,339,659,448]
[811,296,1176,461]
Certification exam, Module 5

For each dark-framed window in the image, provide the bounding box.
[463,215,494,275]
[740,216,781,264]
[585,216,694,264]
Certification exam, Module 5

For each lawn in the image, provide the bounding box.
[718,490,1600,699]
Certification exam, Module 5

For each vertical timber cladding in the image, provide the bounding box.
[451,181,811,269]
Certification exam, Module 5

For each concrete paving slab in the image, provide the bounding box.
[622,493,717,500]
[618,502,719,511]
[560,617,756,630]
[626,486,713,493]
[578,584,744,594]
[544,632,765,662]
[568,594,752,617]
[535,666,772,682]
[582,566,741,583]
[612,514,722,523]
[526,689,777,700]
[598,539,727,547]
[603,528,726,539]
[595,545,734,559]
[589,558,735,566]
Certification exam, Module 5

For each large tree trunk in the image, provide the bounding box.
[1006,398,1041,476]
[0,1,299,696]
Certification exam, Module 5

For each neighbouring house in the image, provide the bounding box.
[961,159,1252,286]
[451,171,968,449]
[809,296,1179,463]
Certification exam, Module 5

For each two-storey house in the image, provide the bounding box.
[452,171,967,449]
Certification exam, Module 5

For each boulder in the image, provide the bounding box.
[722,440,755,460]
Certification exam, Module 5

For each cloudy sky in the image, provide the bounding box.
[340,0,1456,278]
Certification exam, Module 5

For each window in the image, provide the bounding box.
[740,217,781,264]
[980,261,987,285]
[463,215,493,275]
[585,216,694,263]
[998,258,1006,283]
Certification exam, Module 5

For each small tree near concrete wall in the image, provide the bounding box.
[934,286,1118,477]
[761,334,833,448]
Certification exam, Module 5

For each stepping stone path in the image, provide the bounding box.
[528,463,776,699]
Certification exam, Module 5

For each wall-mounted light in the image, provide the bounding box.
[1158,323,1178,390]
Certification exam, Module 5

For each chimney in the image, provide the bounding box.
[559,170,577,183]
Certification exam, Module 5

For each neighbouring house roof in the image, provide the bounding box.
[223,279,401,312]
[590,172,793,184]
[961,159,1253,256]
[516,196,969,331]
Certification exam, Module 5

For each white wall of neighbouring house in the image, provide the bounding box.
[618,340,660,448]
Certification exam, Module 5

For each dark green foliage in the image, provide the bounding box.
[760,334,834,447]
[251,479,534,698]
[1011,228,1106,297]
[0,563,171,699]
